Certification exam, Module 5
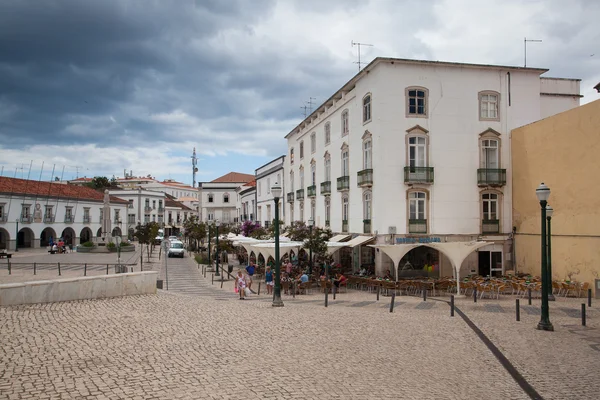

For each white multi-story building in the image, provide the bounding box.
[199,172,254,224]
[255,156,285,228]
[237,181,256,224]
[0,177,128,250]
[107,189,166,237]
[284,57,580,277]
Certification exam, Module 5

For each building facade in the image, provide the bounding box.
[284,57,580,277]
[0,177,128,250]
[237,181,256,223]
[512,99,600,295]
[199,172,254,224]
[255,156,286,227]
[107,189,166,238]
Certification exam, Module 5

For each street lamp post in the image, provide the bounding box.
[308,219,314,276]
[536,183,554,331]
[272,183,284,307]
[207,225,211,270]
[215,220,220,277]
[546,205,555,301]
[15,219,19,252]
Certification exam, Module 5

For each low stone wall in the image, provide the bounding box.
[0,271,157,306]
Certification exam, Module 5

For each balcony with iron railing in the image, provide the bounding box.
[404,167,434,184]
[408,219,427,234]
[363,219,371,234]
[307,185,317,197]
[320,181,331,195]
[21,215,33,223]
[64,215,74,223]
[83,216,90,223]
[158,207,164,213]
[128,217,136,224]
[342,220,348,232]
[482,219,500,234]
[287,192,294,203]
[337,176,350,191]
[128,203,134,209]
[144,206,152,212]
[357,169,373,187]
[0,215,7,223]
[477,169,506,186]
[44,214,55,223]
[296,189,304,201]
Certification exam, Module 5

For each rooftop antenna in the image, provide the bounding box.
[306,97,316,114]
[191,147,198,188]
[352,40,374,72]
[524,37,542,67]
[301,104,309,118]
[70,165,84,179]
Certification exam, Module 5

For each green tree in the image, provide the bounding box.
[134,222,160,261]
[85,176,112,190]
[305,226,333,264]
[183,215,207,251]
[284,221,310,242]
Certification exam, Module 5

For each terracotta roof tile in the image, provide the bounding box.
[165,197,193,210]
[0,177,128,204]
[210,172,254,183]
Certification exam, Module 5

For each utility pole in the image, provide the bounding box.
[191,147,198,188]
[524,37,542,67]
[306,97,316,114]
[301,104,309,118]
[352,41,374,72]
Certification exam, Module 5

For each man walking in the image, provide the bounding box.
[245,261,257,294]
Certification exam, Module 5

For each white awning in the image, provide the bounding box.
[344,235,376,248]
[329,234,351,242]
[326,242,348,255]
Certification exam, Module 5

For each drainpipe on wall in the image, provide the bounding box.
[512,226,517,274]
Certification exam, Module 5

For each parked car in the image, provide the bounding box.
[168,236,178,242]
[168,240,185,258]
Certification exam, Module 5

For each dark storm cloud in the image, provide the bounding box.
[0,0,278,147]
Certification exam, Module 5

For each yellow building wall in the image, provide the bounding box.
[512,99,600,295]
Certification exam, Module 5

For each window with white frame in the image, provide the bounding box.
[207,209,214,221]
[152,200,156,210]
[325,122,331,145]
[406,87,428,116]
[310,132,316,153]
[44,205,53,219]
[299,166,304,188]
[363,191,372,220]
[408,136,427,169]
[65,207,73,221]
[324,153,331,181]
[223,193,230,203]
[481,139,499,169]
[300,141,304,159]
[310,162,316,185]
[363,138,372,169]
[208,194,214,203]
[266,205,271,223]
[0,204,4,221]
[479,91,499,120]
[342,195,349,221]
[409,191,426,221]
[482,193,498,220]
[341,146,349,176]
[258,206,262,223]
[325,197,330,223]
[298,201,304,222]
[290,147,294,164]
[223,211,230,223]
[341,110,349,136]
[363,94,371,123]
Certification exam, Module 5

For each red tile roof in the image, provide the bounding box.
[165,197,192,211]
[0,177,128,204]
[246,180,256,187]
[211,172,254,183]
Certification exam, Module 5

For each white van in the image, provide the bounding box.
[167,240,185,258]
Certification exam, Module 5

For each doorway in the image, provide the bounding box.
[478,251,503,277]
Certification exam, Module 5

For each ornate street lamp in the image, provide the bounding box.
[535,183,553,331]
[215,220,220,277]
[308,218,314,275]
[546,205,555,301]
[272,183,284,307]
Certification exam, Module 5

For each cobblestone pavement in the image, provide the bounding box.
[1,256,598,399]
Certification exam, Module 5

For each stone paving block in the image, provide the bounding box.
[415,302,435,310]
[348,301,376,307]
[522,306,540,315]
[484,304,505,313]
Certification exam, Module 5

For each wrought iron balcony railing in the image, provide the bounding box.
[363,219,371,234]
[287,192,294,203]
[404,167,434,184]
[477,169,506,186]
[307,185,317,197]
[342,220,348,232]
[296,189,305,200]
[337,176,350,191]
[408,219,427,234]
[320,181,331,195]
[482,219,500,234]
[357,169,373,187]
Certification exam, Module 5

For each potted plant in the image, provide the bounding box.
[107,242,117,252]
[76,241,95,253]
[119,241,135,252]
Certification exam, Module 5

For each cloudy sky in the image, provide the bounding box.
[1,0,599,185]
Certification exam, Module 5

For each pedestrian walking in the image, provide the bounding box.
[235,270,247,300]
[265,266,274,295]
[246,261,256,293]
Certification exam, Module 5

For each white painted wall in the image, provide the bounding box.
[284,60,580,238]
[199,182,240,224]
[256,156,285,226]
